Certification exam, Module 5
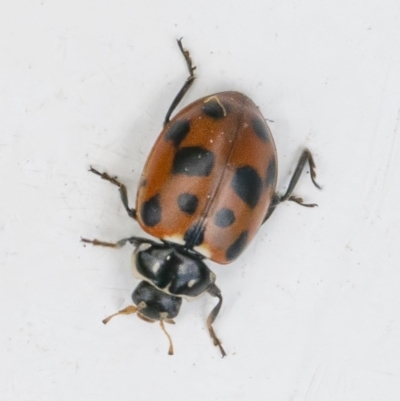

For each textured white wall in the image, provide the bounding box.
[1,1,399,400]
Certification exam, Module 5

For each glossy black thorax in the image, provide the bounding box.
[132,244,216,299]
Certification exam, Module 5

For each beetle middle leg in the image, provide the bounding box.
[81,236,158,249]
[88,166,136,220]
[163,38,197,126]
[263,149,321,223]
[206,284,226,357]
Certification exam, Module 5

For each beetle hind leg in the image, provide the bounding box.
[263,149,321,223]
[279,149,321,204]
[206,284,226,357]
[163,38,197,126]
[88,166,136,220]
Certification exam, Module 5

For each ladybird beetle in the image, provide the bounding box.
[82,39,320,357]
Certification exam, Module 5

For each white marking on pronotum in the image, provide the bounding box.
[151,261,161,274]
[138,243,152,252]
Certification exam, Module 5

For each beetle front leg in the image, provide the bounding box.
[206,284,226,357]
[263,149,321,223]
[89,166,136,220]
[163,38,196,126]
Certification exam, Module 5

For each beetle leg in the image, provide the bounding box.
[262,193,280,223]
[81,238,123,248]
[279,148,321,202]
[263,149,321,223]
[81,236,158,249]
[206,284,226,357]
[89,166,137,220]
[163,38,197,126]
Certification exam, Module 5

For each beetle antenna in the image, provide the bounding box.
[160,320,174,355]
[102,305,138,324]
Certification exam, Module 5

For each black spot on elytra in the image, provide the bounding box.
[202,99,225,119]
[266,158,277,187]
[140,178,147,187]
[172,147,215,176]
[140,195,161,227]
[231,166,263,208]
[165,120,190,147]
[226,230,248,261]
[252,118,270,142]
[214,208,235,227]
[184,222,205,247]
[177,193,199,215]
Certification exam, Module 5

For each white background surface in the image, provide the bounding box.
[1,1,400,400]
